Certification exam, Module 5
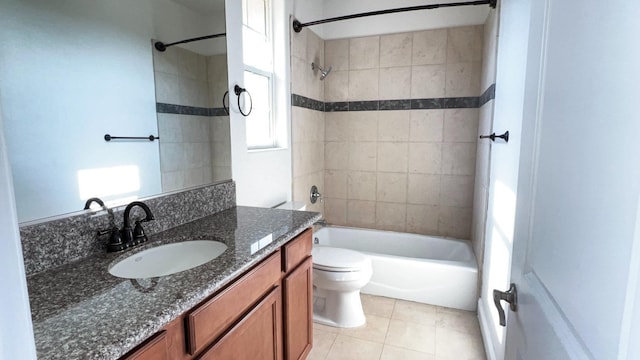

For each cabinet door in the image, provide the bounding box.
[198,287,283,360]
[121,330,169,360]
[283,257,313,360]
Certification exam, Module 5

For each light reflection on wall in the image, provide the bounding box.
[77,165,141,204]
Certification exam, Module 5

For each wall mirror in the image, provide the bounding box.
[0,0,230,223]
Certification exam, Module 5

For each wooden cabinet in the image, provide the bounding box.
[282,228,313,360]
[198,287,283,360]
[283,257,313,360]
[121,331,169,360]
[120,228,313,360]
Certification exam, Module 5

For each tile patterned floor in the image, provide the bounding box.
[308,294,486,360]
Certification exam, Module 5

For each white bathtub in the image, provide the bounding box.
[313,226,478,311]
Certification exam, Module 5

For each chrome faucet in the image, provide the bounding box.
[106,201,155,252]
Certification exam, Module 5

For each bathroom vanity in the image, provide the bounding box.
[26,206,320,360]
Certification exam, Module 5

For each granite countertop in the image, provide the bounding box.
[26,206,321,360]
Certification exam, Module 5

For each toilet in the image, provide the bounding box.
[311,246,372,328]
[276,201,372,328]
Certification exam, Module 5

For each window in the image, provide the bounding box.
[242,0,277,149]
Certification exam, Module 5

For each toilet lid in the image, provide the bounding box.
[312,246,370,272]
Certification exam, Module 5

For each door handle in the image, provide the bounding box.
[493,283,518,327]
[480,130,509,143]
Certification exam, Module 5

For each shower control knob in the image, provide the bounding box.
[310,185,322,204]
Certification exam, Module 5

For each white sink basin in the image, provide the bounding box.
[109,240,228,279]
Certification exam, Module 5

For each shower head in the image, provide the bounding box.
[311,62,332,80]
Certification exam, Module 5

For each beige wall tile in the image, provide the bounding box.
[380,33,413,68]
[290,28,307,60]
[153,46,179,75]
[157,114,183,143]
[307,29,324,66]
[444,109,479,142]
[326,335,383,359]
[482,12,499,90]
[211,116,230,142]
[324,70,349,102]
[440,175,475,208]
[411,65,446,98]
[324,198,347,226]
[160,142,185,172]
[291,55,310,98]
[154,71,180,104]
[325,141,349,170]
[348,142,377,171]
[408,143,442,174]
[325,39,349,71]
[349,112,378,142]
[446,26,483,64]
[212,141,231,166]
[348,171,377,201]
[385,319,436,354]
[349,36,380,69]
[161,171,185,192]
[349,69,379,101]
[379,67,412,100]
[406,204,439,235]
[377,172,408,203]
[442,143,477,175]
[438,206,472,239]
[412,29,447,65]
[378,111,410,142]
[347,200,377,227]
[325,170,348,199]
[178,48,207,80]
[377,142,408,172]
[407,174,441,205]
[445,62,481,97]
[376,202,407,232]
[409,110,444,142]
[325,112,349,141]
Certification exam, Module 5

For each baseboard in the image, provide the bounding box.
[478,298,499,360]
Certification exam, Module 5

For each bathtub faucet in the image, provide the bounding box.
[314,219,327,227]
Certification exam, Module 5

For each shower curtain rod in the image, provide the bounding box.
[292,0,496,33]
[154,32,226,52]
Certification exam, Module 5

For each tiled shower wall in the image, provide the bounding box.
[471,9,499,271]
[322,26,483,239]
[291,28,325,214]
[153,46,231,192]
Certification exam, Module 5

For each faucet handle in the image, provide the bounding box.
[105,226,126,252]
[133,221,149,244]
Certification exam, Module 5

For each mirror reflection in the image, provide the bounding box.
[0,0,230,223]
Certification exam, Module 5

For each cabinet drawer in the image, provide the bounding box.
[186,250,282,355]
[121,330,168,360]
[282,228,312,272]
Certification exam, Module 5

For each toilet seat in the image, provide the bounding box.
[312,246,370,272]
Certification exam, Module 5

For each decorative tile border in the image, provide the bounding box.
[156,103,228,117]
[21,181,236,276]
[292,83,496,112]
[479,83,496,107]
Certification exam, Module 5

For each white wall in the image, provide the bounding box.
[0,104,36,359]
[226,0,292,208]
[320,0,489,39]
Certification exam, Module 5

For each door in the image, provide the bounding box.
[503,0,640,359]
[477,0,531,358]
